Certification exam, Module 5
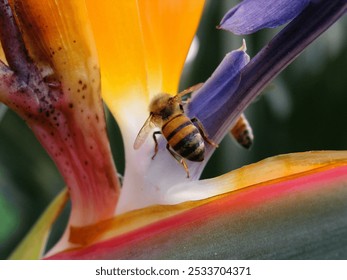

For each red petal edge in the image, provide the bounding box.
[46,164,347,259]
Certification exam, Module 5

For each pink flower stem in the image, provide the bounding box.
[0,0,120,227]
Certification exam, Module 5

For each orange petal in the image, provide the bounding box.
[47,152,347,259]
[86,0,205,130]
[46,151,347,252]
[138,0,205,97]
[0,44,6,63]
[86,0,148,119]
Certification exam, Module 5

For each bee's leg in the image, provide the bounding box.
[176,83,204,104]
[117,173,124,186]
[191,117,218,148]
[152,131,162,160]
[166,143,190,178]
[177,83,204,99]
[181,99,190,105]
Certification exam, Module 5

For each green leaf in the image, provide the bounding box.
[0,194,17,243]
[9,188,68,260]
[0,104,6,122]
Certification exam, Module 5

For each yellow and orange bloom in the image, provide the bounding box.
[0,0,346,259]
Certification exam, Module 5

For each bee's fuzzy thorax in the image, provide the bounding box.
[149,93,172,114]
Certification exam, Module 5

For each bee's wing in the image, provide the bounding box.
[133,114,156,149]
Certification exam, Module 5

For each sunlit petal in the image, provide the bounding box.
[164,151,347,204]
[86,0,205,214]
[86,0,148,116]
[47,151,347,259]
[138,0,205,97]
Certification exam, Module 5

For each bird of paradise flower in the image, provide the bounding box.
[0,0,347,259]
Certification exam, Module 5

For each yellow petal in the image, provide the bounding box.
[164,151,347,203]
[86,0,148,120]
[138,0,205,97]
[86,0,205,131]
[67,150,347,246]
[0,44,6,63]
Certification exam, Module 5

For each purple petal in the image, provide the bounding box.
[187,43,249,139]
[219,0,310,35]
[187,0,346,177]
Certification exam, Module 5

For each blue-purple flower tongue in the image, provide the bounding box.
[188,0,346,178]
[219,0,310,35]
[187,42,249,142]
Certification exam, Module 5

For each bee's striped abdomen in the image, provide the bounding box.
[162,114,205,162]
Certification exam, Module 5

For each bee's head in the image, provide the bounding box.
[149,93,182,120]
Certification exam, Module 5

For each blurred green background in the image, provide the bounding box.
[0,0,346,259]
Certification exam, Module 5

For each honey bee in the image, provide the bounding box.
[133,83,218,178]
[230,113,254,149]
